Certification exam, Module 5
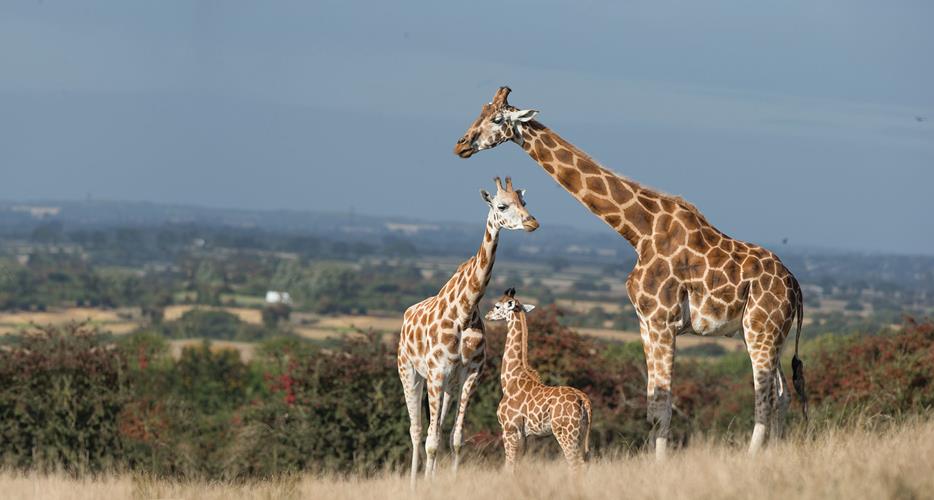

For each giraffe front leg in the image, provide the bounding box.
[642,323,675,461]
[502,427,522,473]
[423,377,446,478]
[450,361,482,474]
[437,389,455,456]
[398,363,425,488]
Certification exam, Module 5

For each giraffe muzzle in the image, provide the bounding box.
[454,136,477,158]
[523,218,539,232]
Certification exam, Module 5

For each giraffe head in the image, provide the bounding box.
[482,176,539,232]
[485,287,536,321]
[454,86,539,158]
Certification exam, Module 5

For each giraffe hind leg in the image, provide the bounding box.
[770,361,792,440]
[554,422,585,472]
[744,318,782,452]
[744,278,795,454]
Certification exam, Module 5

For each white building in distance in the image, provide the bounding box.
[265,291,292,305]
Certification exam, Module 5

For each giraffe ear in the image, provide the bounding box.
[480,189,493,205]
[505,109,538,123]
[522,304,536,313]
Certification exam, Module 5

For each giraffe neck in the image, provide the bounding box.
[517,121,658,249]
[451,216,500,317]
[501,311,531,385]
[469,216,500,300]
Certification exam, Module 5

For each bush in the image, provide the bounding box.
[0,324,127,473]
[2,317,933,479]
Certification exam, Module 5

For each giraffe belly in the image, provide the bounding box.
[522,403,553,436]
[524,413,551,437]
[697,316,743,337]
[685,296,743,337]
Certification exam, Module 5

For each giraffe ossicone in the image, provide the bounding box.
[397,176,537,487]
[485,288,592,472]
[455,86,808,459]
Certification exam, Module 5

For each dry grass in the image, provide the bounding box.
[293,314,402,342]
[0,308,141,336]
[313,315,401,332]
[4,419,934,499]
[168,339,257,362]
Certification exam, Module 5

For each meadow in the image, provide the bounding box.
[4,417,933,500]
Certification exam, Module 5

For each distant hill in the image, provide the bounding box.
[2,199,932,294]
[0,199,633,264]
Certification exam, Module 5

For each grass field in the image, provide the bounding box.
[0,307,141,335]
[167,338,257,362]
[4,418,932,500]
[162,305,263,325]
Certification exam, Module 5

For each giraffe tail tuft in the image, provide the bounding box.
[791,276,809,421]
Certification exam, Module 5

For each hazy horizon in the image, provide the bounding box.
[2,1,932,255]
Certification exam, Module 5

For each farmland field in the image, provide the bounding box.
[0,307,141,335]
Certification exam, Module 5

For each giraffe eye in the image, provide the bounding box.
[497,204,508,211]
[492,115,503,124]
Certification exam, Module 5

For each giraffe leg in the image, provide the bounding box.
[437,389,454,457]
[554,412,585,472]
[770,360,792,440]
[423,378,445,478]
[642,322,675,461]
[744,277,795,454]
[748,365,773,454]
[450,362,482,474]
[744,330,778,454]
[502,427,522,473]
[398,362,424,488]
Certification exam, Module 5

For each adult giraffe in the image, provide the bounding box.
[398,176,538,486]
[454,87,807,458]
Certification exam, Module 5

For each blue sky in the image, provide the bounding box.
[1,1,932,254]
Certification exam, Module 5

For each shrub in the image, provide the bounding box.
[0,324,127,473]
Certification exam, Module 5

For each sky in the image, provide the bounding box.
[1,1,932,254]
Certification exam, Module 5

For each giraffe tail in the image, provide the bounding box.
[581,395,593,457]
[790,276,808,421]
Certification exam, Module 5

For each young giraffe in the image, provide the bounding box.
[485,288,592,472]
[397,177,538,486]
[454,87,807,458]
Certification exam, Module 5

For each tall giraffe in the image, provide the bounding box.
[485,288,592,472]
[397,177,538,486]
[454,87,807,458]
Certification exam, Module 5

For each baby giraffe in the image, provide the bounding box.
[485,288,592,472]
[398,177,538,486]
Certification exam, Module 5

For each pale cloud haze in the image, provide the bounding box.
[1,1,932,254]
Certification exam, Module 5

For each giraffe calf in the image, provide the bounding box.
[485,288,592,472]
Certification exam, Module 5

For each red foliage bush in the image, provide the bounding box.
[807,318,934,414]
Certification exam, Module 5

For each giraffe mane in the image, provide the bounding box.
[532,121,712,226]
